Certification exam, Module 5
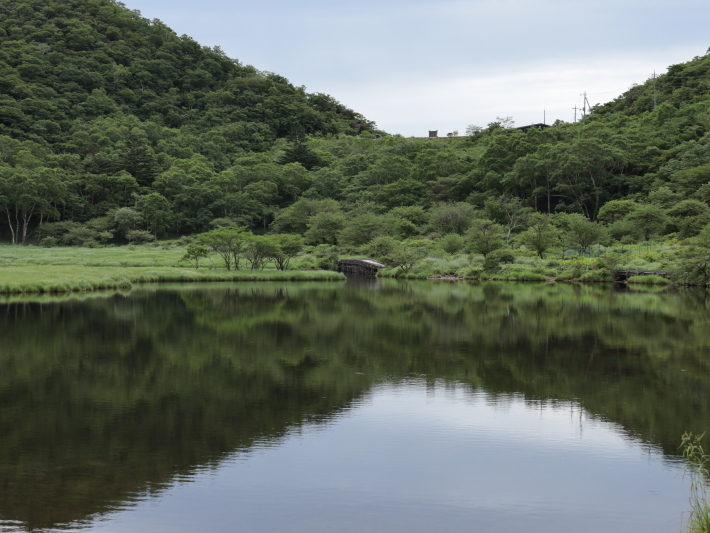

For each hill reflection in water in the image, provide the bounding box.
[0,281,707,531]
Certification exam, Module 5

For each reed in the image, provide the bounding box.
[681,433,710,533]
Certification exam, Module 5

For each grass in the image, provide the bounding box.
[628,274,670,285]
[0,244,344,294]
[681,433,710,533]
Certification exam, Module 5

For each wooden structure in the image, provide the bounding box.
[428,130,438,138]
[517,123,550,133]
[338,258,386,277]
[614,269,669,282]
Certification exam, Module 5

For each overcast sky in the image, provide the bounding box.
[122,0,709,136]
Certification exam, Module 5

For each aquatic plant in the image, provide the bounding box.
[681,432,710,533]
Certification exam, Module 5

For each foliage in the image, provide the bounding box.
[517,213,560,259]
[439,233,465,255]
[179,244,210,269]
[271,234,304,270]
[196,227,250,270]
[465,219,505,257]
[0,0,710,290]
[681,433,710,533]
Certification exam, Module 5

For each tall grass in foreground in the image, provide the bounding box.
[682,433,710,533]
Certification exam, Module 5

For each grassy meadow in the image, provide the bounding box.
[0,238,683,295]
[0,243,344,294]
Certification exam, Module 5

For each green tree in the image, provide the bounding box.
[0,167,67,245]
[465,219,505,257]
[626,204,668,241]
[180,244,210,269]
[517,213,561,259]
[429,202,476,235]
[597,200,638,224]
[113,207,143,238]
[439,234,465,255]
[304,211,346,245]
[243,235,279,270]
[564,214,606,252]
[484,195,531,243]
[136,193,173,237]
[271,234,304,270]
[196,227,250,270]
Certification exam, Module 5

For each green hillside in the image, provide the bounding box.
[1,0,710,283]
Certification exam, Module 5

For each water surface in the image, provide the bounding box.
[1,280,709,532]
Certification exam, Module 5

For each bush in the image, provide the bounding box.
[313,245,339,271]
[367,235,399,260]
[61,226,99,246]
[579,270,614,282]
[126,230,156,244]
[40,236,57,248]
[628,274,669,285]
[439,234,465,255]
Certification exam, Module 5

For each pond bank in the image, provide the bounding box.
[0,266,344,294]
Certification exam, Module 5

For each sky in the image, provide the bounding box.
[122,0,709,137]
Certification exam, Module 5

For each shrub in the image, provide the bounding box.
[126,230,156,244]
[628,274,670,285]
[439,233,465,255]
[40,236,57,248]
[579,270,614,282]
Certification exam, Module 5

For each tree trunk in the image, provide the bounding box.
[6,209,16,245]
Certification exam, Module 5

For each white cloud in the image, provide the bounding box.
[122,0,710,135]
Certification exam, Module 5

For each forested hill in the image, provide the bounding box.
[1,0,710,257]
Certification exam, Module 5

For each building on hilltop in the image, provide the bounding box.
[516,123,550,133]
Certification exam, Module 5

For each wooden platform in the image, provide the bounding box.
[614,269,669,282]
[338,258,386,276]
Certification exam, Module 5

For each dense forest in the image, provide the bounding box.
[1,0,710,280]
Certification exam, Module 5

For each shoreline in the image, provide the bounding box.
[0,266,345,295]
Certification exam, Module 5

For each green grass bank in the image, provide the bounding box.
[0,245,344,294]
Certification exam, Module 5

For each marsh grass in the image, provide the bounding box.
[681,433,710,533]
[628,274,670,285]
[0,244,344,294]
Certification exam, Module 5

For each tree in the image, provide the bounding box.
[271,234,304,270]
[517,213,561,259]
[564,214,606,252]
[484,195,531,243]
[465,219,505,257]
[0,167,67,245]
[113,207,143,237]
[387,247,424,273]
[196,227,250,270]
[439,234,465,255]
[552,139,626,220]
[136,193,173,237]
[304,211,345,245]
[180,244,210,269]
[339,213,387,247]
[428,202,476,235]
[677,225,710,286]
[626,204,667,241]
[597,200,638,224]
[243,236,279,270]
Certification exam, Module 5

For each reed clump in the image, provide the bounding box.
[681,432,710,533]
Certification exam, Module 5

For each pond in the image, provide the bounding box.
[1,279,709,532]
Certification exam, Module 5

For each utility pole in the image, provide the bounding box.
[653,71,657,108]
[580,91,592,119]
[572,105,579,123]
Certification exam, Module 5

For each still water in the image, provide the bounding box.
[1,279,709,532]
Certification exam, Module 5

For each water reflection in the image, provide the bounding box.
[0,281,708,531]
